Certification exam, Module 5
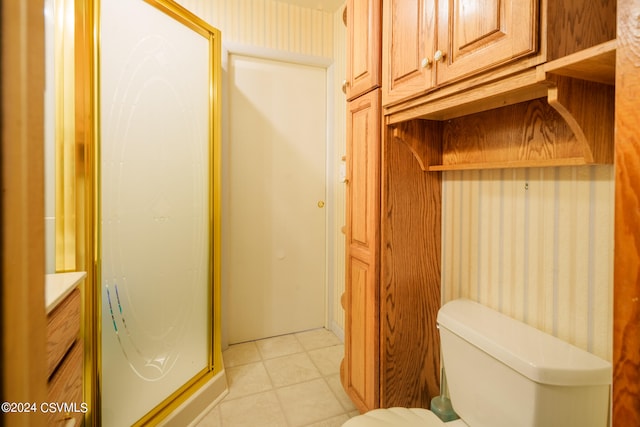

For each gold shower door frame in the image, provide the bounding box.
[79,0,223,425]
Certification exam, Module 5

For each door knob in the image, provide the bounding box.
[317,201,325,208]
[434,50,446,63]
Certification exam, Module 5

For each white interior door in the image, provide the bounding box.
[228,54,327,344]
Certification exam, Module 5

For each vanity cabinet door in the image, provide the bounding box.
[435,0,538,84]
[382,0,436,106]
[346,0,382,100]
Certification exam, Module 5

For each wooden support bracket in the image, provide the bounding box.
[390,120,442,172]
[546,74,615,164]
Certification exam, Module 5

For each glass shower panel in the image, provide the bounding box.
[100,0,210,425]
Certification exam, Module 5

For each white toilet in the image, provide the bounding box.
[343,299,612,427]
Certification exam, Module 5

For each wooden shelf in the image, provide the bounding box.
[429,157,588,172]
[544,40,616,85]
[392,89,614,172]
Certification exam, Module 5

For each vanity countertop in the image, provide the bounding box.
[45,272,86,314]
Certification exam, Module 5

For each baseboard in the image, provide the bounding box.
[158,370,229,427]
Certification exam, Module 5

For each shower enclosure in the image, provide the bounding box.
[95,0,221,424]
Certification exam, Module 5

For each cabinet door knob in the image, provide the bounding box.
[434,50,446,63]
[342,80,348,94]
[421,57,431,68]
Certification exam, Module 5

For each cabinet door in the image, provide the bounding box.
[346,0,381,100]
[382,0,436,106]
[435,0,537,84]
[343,89,381,412]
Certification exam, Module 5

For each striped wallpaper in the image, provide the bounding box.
[175,0,335,58]
[442,165,614,361]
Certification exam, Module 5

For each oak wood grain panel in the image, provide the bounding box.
[546,0,616,61]
[47,342,84,426]
[380,123,441,407]
[46,288,81,379]
[441,98,580,167]
[613,0,640,424]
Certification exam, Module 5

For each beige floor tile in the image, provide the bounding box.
[219,391,288,427]
[256,334,304,360]
[194,331,354,426]
[325,374,356,412]
[276,378,344,427]
[223,341,261,368]
[308,345,344,376]
[195,405,221,427]
[264,352,322,387]
[225,362,273,400]
[295,328,341,351]
[304,414,350,427]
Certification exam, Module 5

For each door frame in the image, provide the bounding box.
[220,43,337,348]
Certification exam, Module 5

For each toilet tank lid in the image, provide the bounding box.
[437,299,612,386]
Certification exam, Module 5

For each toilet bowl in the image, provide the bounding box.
[343,299,612,427]
[343,407,467,426]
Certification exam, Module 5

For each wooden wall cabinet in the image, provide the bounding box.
[342,0,618,416]
[345,0,382,100]
[383,0,538,106]
[381,0,436,105]
[343,89,381,412]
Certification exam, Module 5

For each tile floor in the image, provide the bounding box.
[195,328,359,427]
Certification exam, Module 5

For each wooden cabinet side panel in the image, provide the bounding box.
[546,0,616,61]
[380,123,442,407]
[613,0,640,424]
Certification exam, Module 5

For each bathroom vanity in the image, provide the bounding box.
[45,272,85,426]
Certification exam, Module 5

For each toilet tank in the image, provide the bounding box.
[437,299,611,427]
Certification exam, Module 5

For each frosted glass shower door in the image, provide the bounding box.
[100,0,213,425]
